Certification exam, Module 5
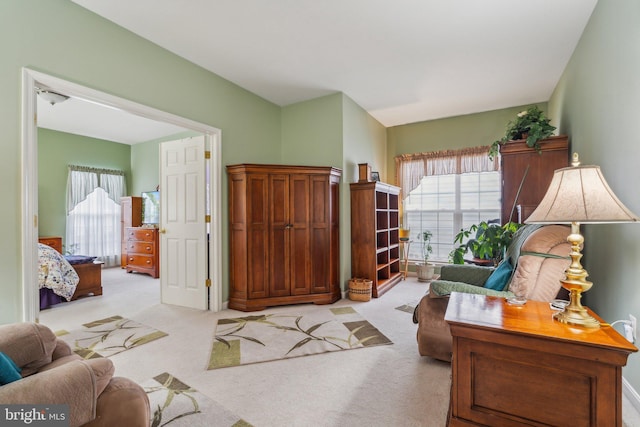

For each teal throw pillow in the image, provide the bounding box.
[0,352,21,385]
[483,259,513,291]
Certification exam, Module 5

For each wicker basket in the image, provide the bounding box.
[348,278,373,302]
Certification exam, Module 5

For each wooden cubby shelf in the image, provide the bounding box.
[350,181,403,298]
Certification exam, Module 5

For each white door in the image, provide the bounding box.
[160,136,208,310]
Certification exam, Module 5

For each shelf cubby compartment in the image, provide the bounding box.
[376,210,388,229]
[389,228,399,245]
[376,230,388,249]
[389,245,399,261]
[377,265,390,281]
[376,251,389,267]
[388,193,399,210]
[389,211,399,229]
[375,191,388,209]
[389,259,400,274]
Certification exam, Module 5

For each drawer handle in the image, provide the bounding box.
[146,246,151,251]
[129,258,134,261]
[146,260,151,264]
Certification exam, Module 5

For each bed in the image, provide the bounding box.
[38,240,103,309]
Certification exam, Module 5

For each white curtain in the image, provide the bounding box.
[65,166,126,267]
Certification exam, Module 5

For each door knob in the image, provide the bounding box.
[159,228,167,234]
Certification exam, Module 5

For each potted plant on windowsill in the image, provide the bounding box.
[489,106,556,160]
[415,230,435,282]
[450,221,521,266]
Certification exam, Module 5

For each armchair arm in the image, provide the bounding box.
[0,360,97,427]
[439,264,494,286]
[430,280,515,298]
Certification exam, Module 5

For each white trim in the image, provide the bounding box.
[623,376,640,415]
[208,132,223,312]
[21,70,40,322]
[21,67,223,320]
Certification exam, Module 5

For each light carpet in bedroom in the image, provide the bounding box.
[143,372,252,427]
[208,306,392,370]
[57,315,167,359]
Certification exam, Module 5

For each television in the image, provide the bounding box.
[141,191,160,226]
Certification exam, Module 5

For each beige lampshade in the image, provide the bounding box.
[525,156,639,224]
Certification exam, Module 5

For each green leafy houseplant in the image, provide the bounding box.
[450,222,521,265]
[489,106,556,160]
[416,230,435,281]
[418,230,433,262]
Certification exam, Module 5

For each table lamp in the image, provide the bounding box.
[525,152,639,328]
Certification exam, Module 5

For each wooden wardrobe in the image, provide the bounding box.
[500,135,569,224]
[227,164,342,311]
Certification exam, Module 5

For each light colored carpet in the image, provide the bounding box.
[37,269,640,426]
[209,306,392,369]
[57,315,167,359]
[143,372,252,427]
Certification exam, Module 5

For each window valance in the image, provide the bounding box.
[394,146,499,199]
[66,165,126,213]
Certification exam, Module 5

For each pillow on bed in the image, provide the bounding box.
[63,255,97,265]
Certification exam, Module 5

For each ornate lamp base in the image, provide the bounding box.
[553,289,600,328]
[553,222,600,329]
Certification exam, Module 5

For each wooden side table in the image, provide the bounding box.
[400,239,412,279]
[445,292,637,427]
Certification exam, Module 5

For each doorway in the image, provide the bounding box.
[21,68,223,322]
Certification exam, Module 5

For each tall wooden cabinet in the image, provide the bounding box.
[350,181,402,298]
[500,135,569,224]
[120,196,142,268]
[227,164,342,311]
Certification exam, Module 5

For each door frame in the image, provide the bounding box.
[21,68,223,321]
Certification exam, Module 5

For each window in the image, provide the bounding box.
[65,166,125,267]
[395,145,500,262]
[404,171,501,261]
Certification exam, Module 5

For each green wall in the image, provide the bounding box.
[1,0,281,322]
[386,103,550,186]
[37,129,132,245]
[548,0,640,394]
[281,93,387,290]
[341,95,387,288]
[281,93,344,167]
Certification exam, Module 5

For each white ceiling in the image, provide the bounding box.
[41,0,598,143]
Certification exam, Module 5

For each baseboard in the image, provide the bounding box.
[623,376,640,414]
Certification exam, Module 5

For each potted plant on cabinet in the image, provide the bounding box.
[450,221,521,266]
[488,106,556,160]
[415,230,435,282]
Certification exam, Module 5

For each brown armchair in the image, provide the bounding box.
[414,224,571,362]
[0,322,149,427]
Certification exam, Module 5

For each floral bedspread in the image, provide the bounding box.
[38,243,79,301]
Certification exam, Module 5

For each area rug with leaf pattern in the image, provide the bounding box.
[56,315,167,359]
[142,372,252,427]
[208,306,392,370]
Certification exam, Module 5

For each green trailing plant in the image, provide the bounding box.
[450,221,522,265]
[417,230,433,263]
[489,106,556,160]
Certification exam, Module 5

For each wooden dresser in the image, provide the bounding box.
[446,292,637,427]
[227,164,342,311]
[125,227,159,278]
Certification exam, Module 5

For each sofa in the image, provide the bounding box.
[413,224,571,362]
[0,322,149,427]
